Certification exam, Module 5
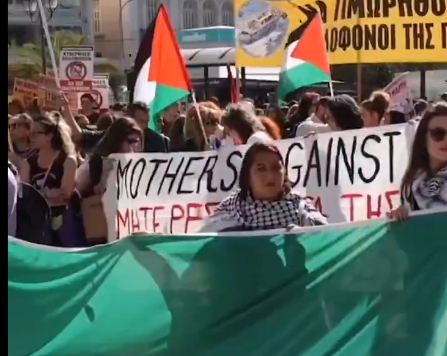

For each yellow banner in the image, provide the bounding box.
[235,0,447,67]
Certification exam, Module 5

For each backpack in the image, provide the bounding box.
[89,154,103,190]
[80,154,108,243]
[8,162,51,244]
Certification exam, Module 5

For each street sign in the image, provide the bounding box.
[59,46,94,92]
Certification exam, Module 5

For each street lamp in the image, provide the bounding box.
[119,0,136,70]
[24,0,59,74]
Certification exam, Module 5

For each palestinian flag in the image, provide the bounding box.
[133,5,192,131]
[278,14,331,101]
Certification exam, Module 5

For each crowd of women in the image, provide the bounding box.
[7,89,447,247]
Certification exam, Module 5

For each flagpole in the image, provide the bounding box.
[236,66,241,101]
[356,13,362,103]
[328,80,334,97]
[36,0,60,89]
[191,92,210,147]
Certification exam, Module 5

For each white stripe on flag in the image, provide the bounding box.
[134,57,156,106]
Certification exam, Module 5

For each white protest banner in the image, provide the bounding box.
[78,74,110,110]
[59,46,94,92]
[103,124,416,239]
[384,72,414,116]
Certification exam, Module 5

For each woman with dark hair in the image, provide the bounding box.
[96,113,115,131]
[326,94,364,131]
[285,92,320,138]
[295,96,332,137]
[388,105,447,221]
[221,104,272,145]
[200,143,327,232]
[76,116,142,196]
[383,109,406,125]
[76,117,142,244]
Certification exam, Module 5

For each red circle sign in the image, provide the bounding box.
[89,89,103,109]
[65,61,87,81]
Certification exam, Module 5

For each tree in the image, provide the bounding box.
[9,31,87,72]
[8,31,124,96]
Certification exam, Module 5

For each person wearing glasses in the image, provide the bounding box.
[388,103,447,221]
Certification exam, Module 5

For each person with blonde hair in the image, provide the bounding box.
[9,113,36,161]
[360,91,391,127]
[19,112,81,246]
[182,102,223,151]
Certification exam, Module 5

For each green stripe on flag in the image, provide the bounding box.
[278,61,330,101]
[149,84,190,131]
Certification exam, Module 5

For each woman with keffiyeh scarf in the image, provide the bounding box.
[200,143,327,233]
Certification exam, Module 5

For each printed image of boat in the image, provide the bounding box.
[238,9,287,45]
[236,0,289,58]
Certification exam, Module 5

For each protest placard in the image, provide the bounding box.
[384,72,414,116]
[12,78,44,107]
[103,124,417,239]
[59,46,94,92]
[77,74,110,110]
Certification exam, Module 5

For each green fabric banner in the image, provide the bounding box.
[8,212,447,356]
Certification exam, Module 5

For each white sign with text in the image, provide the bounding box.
[59,46,94,92]
[103,124,416,239]
[384,72,414,116]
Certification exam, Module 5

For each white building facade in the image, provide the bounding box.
[8,0,94,46]
[124,0,234,68]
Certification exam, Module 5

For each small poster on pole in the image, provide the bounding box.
[78,74,110,111]
[59,46,94,92]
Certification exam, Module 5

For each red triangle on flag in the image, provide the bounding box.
[148,5,191,92]
[291,14,330,75]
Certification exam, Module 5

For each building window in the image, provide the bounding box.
[221,1,234,26]
[147,0,160,24]
[202,0,217,27]
[93,0,101,34]
[183,0,198,29]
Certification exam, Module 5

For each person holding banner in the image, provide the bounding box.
[389,104,447,221]
[200,143,327,233]
[76,117,142,244]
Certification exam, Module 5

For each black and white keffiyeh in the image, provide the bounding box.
[411,166,447,210]
[215,189,327,230]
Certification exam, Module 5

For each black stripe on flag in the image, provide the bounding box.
[129,8,159,97]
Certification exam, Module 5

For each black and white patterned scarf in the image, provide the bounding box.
[412,166,447,210]
[215,189,327,230]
